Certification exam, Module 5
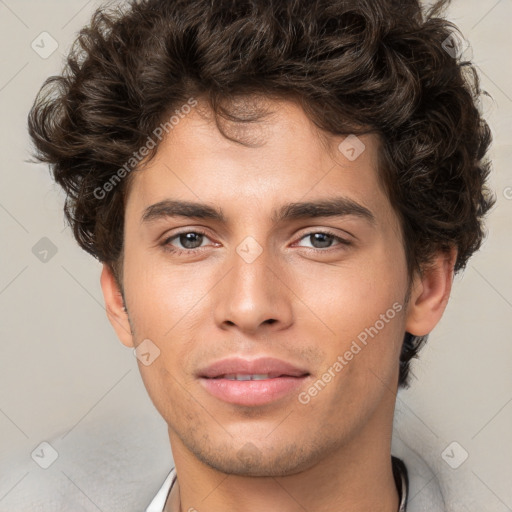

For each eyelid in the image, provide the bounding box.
[294,225,355,242]
[160,224,212,239]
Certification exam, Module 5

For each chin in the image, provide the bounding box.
[191,439,321,477]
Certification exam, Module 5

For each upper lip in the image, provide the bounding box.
[197,357,310,379]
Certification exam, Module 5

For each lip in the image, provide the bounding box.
[198,357,310,407]
[197,356,309,379]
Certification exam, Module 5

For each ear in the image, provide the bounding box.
[405,248,457,337]
[100,263,134,348]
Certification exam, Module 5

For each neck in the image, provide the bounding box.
[164,402,399,512]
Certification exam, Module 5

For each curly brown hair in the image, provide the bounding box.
[27,0,494,387]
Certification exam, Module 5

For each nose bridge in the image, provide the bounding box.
[213,234,292,332]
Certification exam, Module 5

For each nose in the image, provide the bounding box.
[212,238,294,335]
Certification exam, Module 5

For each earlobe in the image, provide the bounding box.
[99,263,134,348]
[405,248,457,337]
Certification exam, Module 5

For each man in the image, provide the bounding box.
[27,0,494,510]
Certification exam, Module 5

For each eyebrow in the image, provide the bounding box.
[141,196,376,226]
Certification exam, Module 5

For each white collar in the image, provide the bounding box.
[145,467,176,512]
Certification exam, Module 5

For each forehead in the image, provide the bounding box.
[125,98,394,227]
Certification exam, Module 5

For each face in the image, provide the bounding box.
[112,98,413,476]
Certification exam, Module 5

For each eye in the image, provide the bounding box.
[162,230,213,255]
[295,230,351,251]
[161,229,351,257]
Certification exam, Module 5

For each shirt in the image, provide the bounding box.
[146,456,409,512]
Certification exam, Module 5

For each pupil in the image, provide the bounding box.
[312,233,332,248]
[181,233,202,249]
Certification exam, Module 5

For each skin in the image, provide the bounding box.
[100,97,456,512]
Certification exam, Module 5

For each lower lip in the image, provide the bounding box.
[200,376,308,406]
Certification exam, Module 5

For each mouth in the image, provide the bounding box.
[197,357,310,406]
[211,372,306,380]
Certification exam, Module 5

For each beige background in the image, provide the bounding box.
[0,0,511,510]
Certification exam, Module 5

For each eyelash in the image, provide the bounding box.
[161,229,352,256]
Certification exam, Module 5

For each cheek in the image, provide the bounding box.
[123,244,208,336]
[293,249,406,336]
[136,356,200,427]
[123,254,213,390]
[293,241,407,385]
